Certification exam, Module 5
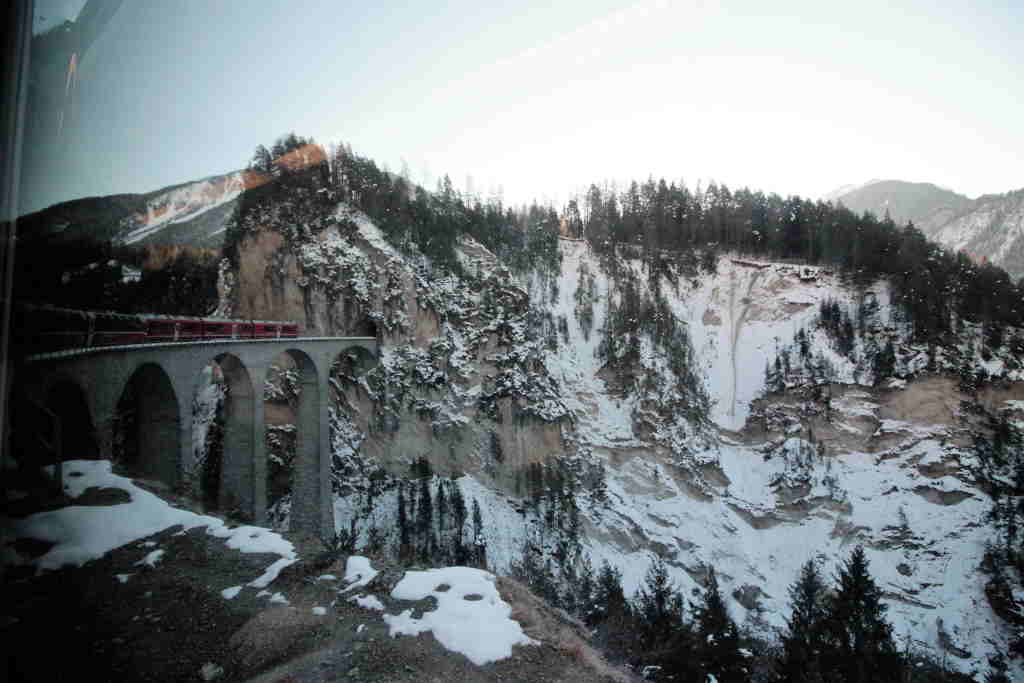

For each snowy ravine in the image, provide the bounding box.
[539,241,1021,677]
[319,226,1024,678]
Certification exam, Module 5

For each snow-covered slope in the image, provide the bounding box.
[543,244,884,432]
[22,170,267,250]
[189,192,1024,678]
[319,225,1024,677]
[116,172,248,246]
[928,190,1024,279]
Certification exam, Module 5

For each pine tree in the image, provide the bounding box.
[417,475,433,561]
[435,479,449,561]
[567,554,595,620]
[397,483,411,560]
[873,340,896,385]
[589,561,638,659]
[450,478,468,564]
[822,545,901,682]
[250,144,273,174]
[591,561,629,626]
[691,567,744,682]
[471,498,487,568]
[636,556,685,652]
[780,560,828,682]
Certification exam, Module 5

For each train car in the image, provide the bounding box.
[91,312,146,346]
[145,318,178,343]
[253,322,280,339]
[233,321,254,339]
[177,319,204,342]
[16,305,301,352]
[202,320,236,340]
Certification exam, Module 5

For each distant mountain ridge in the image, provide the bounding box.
[820,179,882,203]
[830,179,1024,280]
[25,169,1024,281]
[18,142,329,251]
[19,169,270,250]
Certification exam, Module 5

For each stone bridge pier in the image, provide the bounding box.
[15,337,377,540]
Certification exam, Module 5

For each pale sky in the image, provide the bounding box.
[22,0,1024,214]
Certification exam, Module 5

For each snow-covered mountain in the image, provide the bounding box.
[208,189,1024,678]
[828,180,972,232]
[821,179,882,203]
[927,189,1024,280]
[19,169,269,249]
[13,155,1024,679]
[115,171,250,246]
[831,180,1024,280]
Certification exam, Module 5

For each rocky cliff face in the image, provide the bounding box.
[221,195,1024,678]
[221,202,573,495]
[536,242,1024,677]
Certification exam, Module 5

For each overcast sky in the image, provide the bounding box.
[24,0,1024,213]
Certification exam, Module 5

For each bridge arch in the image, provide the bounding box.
[116,363,179,486]
[11,372,99,468]
[274,348,323,535]
[201,352,256,519]
[44,375,99,463]
[332,344,377,378]
[327,343,379,457]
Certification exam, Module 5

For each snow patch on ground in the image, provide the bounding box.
[221,585,243,600]
[350,594,385,611]
[383,566,537,666]
[5,460,297,587]
[341,555,379,593]
[135,549,165,568]
[246,556,297,589]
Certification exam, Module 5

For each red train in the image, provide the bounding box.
[15,305,299,353]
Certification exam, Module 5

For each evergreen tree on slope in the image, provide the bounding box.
[780,559,828,682]
[691,567,745,682]
[821,545,901,682]
[636,556,686,653]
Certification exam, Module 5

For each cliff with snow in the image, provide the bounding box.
[213,192,1024,678]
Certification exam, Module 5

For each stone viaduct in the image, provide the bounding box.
[16,337,377,539]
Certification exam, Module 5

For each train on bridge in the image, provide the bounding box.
[15,305,299,353]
